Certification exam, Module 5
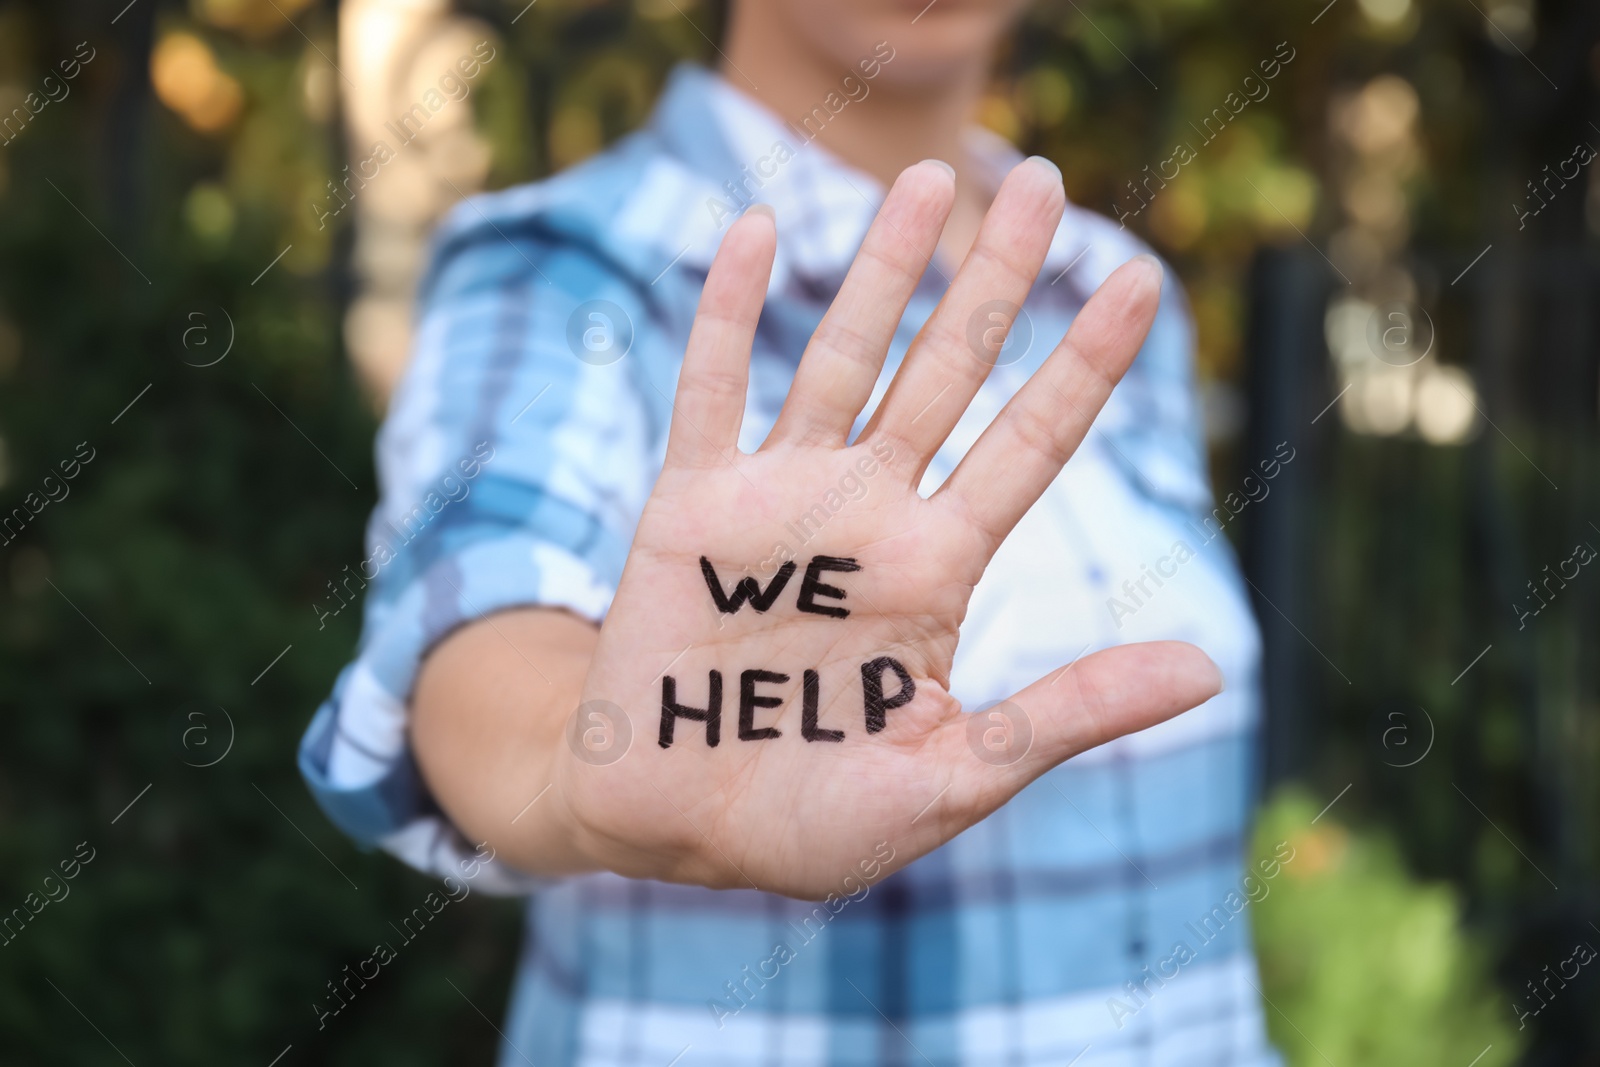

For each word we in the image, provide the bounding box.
[315,442,494,629]
[1515,137,1596,230]
[1106,440,1295,628]
[1107,839,1295,1029]
[0,841,95,948]
[1,441,95,548]
[708,840,896,1029]
[660,556,913,747]
[1,41,96,146]
[1114,41,1296,228]
[313,842,494,1029]
[311,40,498,231]
[1514,939,1596,1029]
[760,440,895,576]
[704,41,897,227]
[1515,538,1596,630]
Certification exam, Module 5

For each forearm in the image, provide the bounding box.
[411,607,602,877]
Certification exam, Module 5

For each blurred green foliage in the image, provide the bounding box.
[0,2,517,1062]
[1251,791,1523,1066]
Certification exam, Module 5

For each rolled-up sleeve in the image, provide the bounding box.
[299,203,662,890]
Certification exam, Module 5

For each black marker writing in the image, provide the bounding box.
[861,657,915,734]
[796,555,861,618]
[800,668,843,742]
[669,556,907,747]
[659,672,723,748]
[701,557,796,614]
[739,669,786,741]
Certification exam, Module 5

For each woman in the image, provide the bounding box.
[300,0,1276,1062]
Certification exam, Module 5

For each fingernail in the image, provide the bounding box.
[1206,656,1225,696]
[746,203,775,221]
[1132,252,1164,282]
[920,158,955,179]
[1026,154,1062,180]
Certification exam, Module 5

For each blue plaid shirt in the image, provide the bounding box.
[301,63,1279,1067]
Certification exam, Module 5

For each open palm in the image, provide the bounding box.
[554,158,1221,900]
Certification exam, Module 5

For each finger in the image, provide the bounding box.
[858,156,1065,480]
[762,161,955,449]
[941,641,1223,823]
[664,207,777,468]
[936,254,1163,550]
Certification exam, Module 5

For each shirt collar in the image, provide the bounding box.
[648,64,879,287]
[647,63,1098,291]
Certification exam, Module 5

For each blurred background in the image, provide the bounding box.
[0,0,1596,1062]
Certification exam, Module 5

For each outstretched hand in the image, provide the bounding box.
[553,157,1222,900]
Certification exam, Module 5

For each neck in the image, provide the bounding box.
[719,31,988,192]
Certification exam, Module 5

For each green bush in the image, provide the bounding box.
[1251,791,1523,1066]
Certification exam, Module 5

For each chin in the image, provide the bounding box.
[779,0,1027,87]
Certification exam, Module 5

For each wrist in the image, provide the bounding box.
[542,760,609,877]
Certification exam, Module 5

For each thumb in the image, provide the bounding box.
[940,641,1223,821]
